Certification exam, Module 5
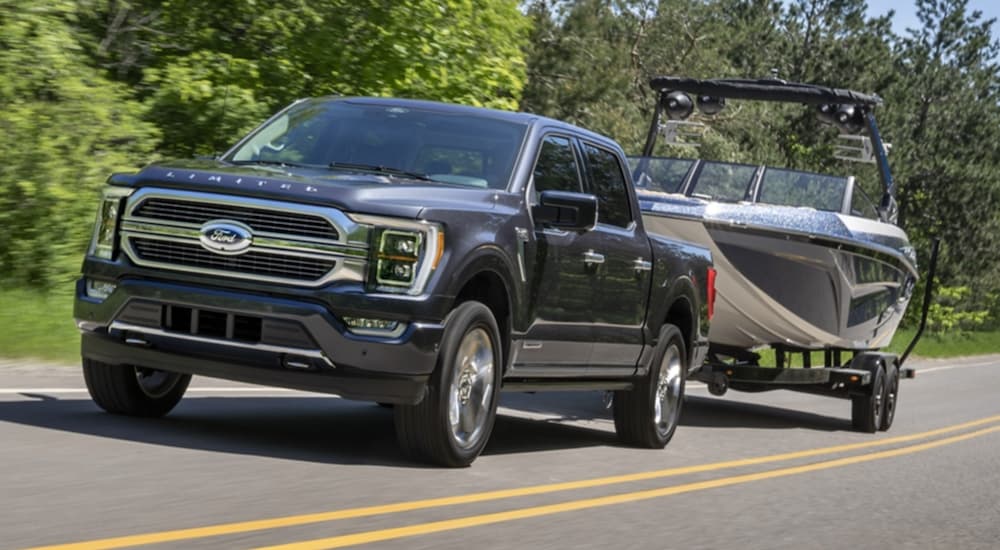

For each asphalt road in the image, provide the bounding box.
[2,354,999,550]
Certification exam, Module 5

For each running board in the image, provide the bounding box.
[502,380,634,392]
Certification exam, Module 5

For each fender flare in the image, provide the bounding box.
[441,244,521,323]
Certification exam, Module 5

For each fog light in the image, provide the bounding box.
[85,279,117,300]
[342,316,405,337]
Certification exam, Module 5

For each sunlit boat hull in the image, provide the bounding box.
[640,196,918,351]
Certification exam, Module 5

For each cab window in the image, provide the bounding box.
[532,135,583,197]
[583,143,632,228]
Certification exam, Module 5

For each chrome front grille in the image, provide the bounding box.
[134,198,338,240]
[120,188,369,287]
[131,238,336,281]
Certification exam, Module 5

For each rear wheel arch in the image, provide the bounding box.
[652,275,699,367]
[664,296,695,365]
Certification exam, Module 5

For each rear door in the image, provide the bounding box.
[579,140,651,368]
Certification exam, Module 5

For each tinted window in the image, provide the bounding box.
[690,162,756,202]
[533,136,582,195]
[228,100,526,189]
[584,144,632,227]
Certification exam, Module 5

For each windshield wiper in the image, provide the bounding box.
[229,159,316,169]
[328,162,434,181]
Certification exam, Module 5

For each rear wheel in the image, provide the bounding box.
[614,324,687,448]
[82,359,190,417]
[879,362,900,432]
[851,361,885,433]
[394,301,501,467]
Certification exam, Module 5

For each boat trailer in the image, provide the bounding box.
[692,239,940,432]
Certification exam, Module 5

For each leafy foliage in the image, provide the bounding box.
[925,285,991,332]
[0,1,158,286]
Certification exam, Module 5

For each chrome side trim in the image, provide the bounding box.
[109,321,336,368]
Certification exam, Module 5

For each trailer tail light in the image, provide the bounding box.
[706,267,717,320]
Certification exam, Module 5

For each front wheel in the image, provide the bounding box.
[394,301,502,467]
[614,323,687,448]
[82,359,191,417]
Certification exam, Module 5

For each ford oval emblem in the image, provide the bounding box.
[199,221,253,255]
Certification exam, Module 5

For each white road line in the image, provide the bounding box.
[0,387,307,395]
[918,360,998,374]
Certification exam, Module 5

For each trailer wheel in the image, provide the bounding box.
[879,362,900,432]
[851,362,885,433]
[394,301,501,467]
[614,323,686,448]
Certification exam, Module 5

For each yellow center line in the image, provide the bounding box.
[258,425,1000,550]
[28,414,1000,550]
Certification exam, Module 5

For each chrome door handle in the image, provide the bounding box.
[583,250,605,265]
[633,258,652,273]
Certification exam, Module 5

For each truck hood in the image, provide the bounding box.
[109,159,499,219]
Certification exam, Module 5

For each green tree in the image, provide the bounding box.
[882,0,1000,322]
[80,0,530,157]
[0,1,158,287]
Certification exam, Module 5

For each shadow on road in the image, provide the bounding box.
[681,396,849,432]
[0,389,848,466]
[497,391,849,432]
[0,395,612,466]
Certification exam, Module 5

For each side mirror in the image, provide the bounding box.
[532,190,598,232]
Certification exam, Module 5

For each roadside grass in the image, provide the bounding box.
[0,287,80,365]
[886,328,1000,358]
[753,327,999,367]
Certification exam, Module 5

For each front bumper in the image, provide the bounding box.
[75,278,446,404]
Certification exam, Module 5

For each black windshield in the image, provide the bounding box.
[226,100,527,189]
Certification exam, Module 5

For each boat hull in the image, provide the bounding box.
[642,204,917,351]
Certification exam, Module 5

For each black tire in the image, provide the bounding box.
[879,362,900,432]
[376,402,394,408]
[851,362,885,433]
[614,323,687,448]
[394,301,502,467]
[82,358,191,417]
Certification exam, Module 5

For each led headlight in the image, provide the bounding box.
[87,186,134,260]
[349,214,444,295]
[376,230,422,287]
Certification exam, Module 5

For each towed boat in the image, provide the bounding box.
[631,77,918,355]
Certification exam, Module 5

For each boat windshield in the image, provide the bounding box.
[225,99,527,190]
[629,156,881,219]
[757,167,847,211]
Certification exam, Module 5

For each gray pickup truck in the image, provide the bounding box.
[75,97,713,466]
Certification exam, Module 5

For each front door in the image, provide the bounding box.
[517,134,604,368]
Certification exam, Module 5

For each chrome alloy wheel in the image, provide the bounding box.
[134,367,185,399]
[448,327,495,450]
[654,344,683,434]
